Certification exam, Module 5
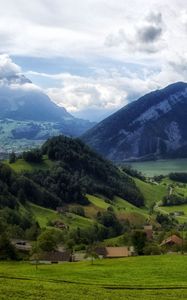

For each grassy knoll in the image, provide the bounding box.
[1,255,187,299]
[86,194,148,225]
[6,156,53,172]
[30,203,94,229]
[157,204,187,223]
[129,158,187,177]
[135,178,167,207]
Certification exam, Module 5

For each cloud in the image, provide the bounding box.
[0,54,21,78]
[137,25,162,44]
[0,54,42,95]
[38,69,157,121]
[0,0,187,122]
[105,11,164,53]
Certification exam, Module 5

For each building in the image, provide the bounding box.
[169,211,184,217]
[96,247,134,258]
[144,225,153,240]
[160,235,183,247]
[11,239,32,252]
[31,250,72,264]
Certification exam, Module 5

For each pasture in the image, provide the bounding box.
[1,255,187,299]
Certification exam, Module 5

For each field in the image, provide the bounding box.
[5,156,53,172]
[156,204,187,223]
[1,255,187,299]
[134,178,167,207]
[129,158,187,177]
[29,203,94,229]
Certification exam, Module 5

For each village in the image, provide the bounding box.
[10,224,185,264]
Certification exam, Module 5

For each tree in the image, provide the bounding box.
[9,152,16,164]
[18,188,26,204]
[31,241,41,270]
[132,231,147,255]
[85,244,99,265]
[0,234,17,260]
[37,230,57,252]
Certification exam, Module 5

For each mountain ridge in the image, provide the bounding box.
[82,82,187,161]
[0,74,95,152]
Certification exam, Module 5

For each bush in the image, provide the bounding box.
[143,243,162,255]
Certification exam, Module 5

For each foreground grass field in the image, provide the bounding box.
[1,255,187,299]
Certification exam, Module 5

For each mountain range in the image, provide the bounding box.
[0,74,94,153]
[82,82,187,161]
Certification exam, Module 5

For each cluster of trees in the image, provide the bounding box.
[163,194,187,206]
[37,136,145,207]
[22,149,42,163]
[169,172,187,183]
[96,209,123,237]
[0,163,62,210]
[0,234,18,260]
[156,213,178,230]
[121,165,146,181]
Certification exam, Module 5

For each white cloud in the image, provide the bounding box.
[0,1,187,121]
[0,54,21,77]
[0,54,42,95]
[0,0,185,61]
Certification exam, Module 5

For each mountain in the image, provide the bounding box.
[82,82,187,161]
[0,74,95,152]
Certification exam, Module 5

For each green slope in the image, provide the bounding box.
[29,203,94,229]
[86,194,148,226]
[135,178,167,207]
[5,156,53,172]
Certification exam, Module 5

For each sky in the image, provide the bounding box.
[0,0,187,121]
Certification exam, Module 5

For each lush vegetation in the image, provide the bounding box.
[1,256,187,299]
[169,172,187,183]
[39,136,145,207]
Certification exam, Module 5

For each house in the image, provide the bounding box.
[31,250,72,264]
[160,235,183,247]
[11,239,32,252]
[169,211,184,217]
[144,225,153,240]
[53,220,69,230]
[96,247,134,258]
[56,207,64,213]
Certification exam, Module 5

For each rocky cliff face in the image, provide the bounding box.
[82,82,187,161]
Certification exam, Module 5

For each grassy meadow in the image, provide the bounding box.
[1,255,187,300]
[5,156,53,172]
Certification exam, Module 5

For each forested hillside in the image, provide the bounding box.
[0,135,145,246]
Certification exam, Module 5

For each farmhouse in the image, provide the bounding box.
[169,211,184,217]
[31,250,72,264]
[96,247,134,258]
[160,235,183,247]
[11,239,32,252]
[53,220,69,230]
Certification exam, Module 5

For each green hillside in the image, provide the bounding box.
[29,202,94,229]
[135,178,167,207]
[4,134,187,251]
[5,156,53,172]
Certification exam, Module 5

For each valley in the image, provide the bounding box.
[128,158,187,177]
